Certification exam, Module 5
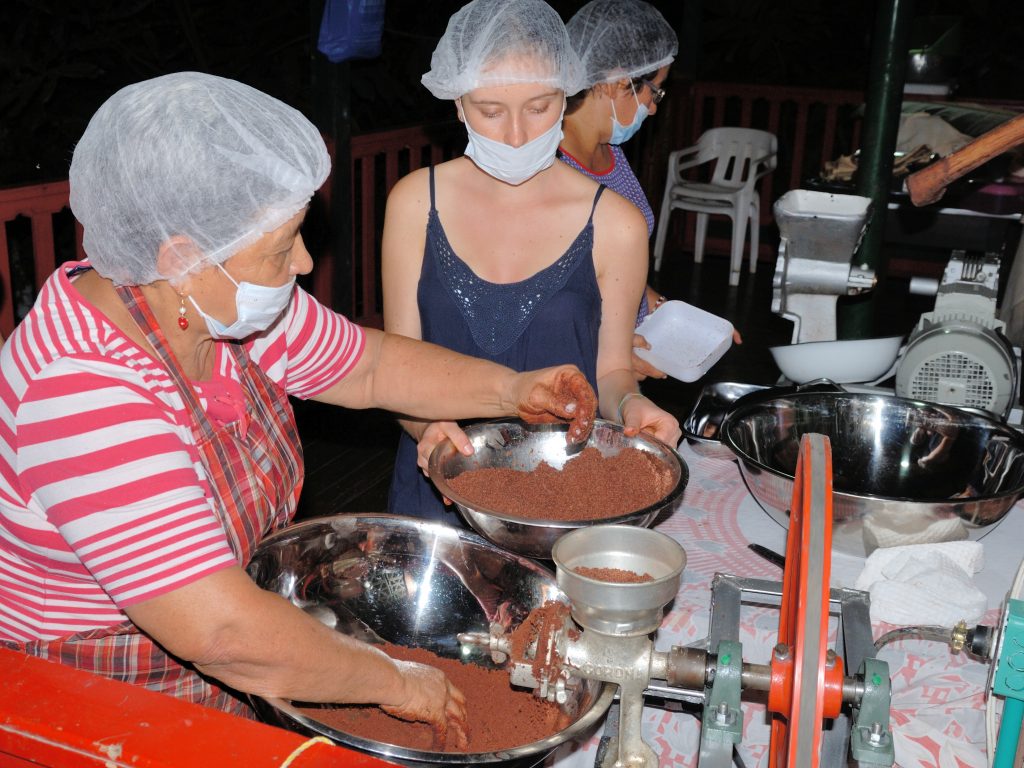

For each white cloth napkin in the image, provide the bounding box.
[854,541,988,626]
[862,507,968,551]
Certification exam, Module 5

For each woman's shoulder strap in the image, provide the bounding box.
[588,183,607,222]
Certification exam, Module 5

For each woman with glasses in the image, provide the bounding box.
[381,0,681,522]
[560,0,679,379]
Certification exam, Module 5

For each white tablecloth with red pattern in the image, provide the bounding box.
[548,442,1023,767]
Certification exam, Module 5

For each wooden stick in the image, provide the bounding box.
[906,112,1024,206]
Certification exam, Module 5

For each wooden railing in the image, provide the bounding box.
[4,83,1021,337]
[342,121,465,327]
[0,122,465,337]
[0,182,84,336]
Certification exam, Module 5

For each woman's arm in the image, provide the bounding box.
[381,169,429,347]
[592,192,681,445]
[125,565,468,744]
[316,329,593,437]
[591,189,647,416]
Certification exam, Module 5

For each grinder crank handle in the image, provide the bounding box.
[906,112,1024,206]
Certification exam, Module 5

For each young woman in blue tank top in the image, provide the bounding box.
[381,0,682,522]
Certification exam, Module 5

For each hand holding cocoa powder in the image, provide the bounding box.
[513,366,597,446]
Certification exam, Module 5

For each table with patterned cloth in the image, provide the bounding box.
[548,442,1024,767]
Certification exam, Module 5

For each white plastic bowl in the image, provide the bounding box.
[635,300,734,382]
[769,336,904,384]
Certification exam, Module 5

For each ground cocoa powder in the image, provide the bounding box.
[293,643,567,753]
[448,446,673,520]
[573,566,654,583]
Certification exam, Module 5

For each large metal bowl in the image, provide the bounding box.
[246,514,615,767]
[721,391,1024,556]
[427,419,688,560]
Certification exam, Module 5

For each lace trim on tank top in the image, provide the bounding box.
[427,171,604,355]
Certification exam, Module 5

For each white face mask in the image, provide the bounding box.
[462,102,565,185]
[189,262,295,340]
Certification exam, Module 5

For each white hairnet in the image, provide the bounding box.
[567,0,678,87]
[69,72,330,286]
[421,0,585,100]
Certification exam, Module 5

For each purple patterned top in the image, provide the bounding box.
[558,144,655,236]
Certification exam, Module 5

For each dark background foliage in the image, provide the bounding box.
[2,0,1023,188]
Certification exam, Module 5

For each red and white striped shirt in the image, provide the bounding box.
[0,262,365,641]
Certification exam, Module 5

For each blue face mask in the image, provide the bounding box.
[189,262,295,340]
[609,87,649,145]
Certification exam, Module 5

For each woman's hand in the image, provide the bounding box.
[509,365,597,444]
[417,421,471,476]
[381,660,469,750]
[631,334,666,381]
[633,329,741,381]
[619,392,682,446]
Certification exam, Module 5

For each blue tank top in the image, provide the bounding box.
[387,167,605,522]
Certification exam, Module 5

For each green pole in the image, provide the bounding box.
[843,0,915,339]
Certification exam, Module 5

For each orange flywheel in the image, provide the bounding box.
[767,433,834,768]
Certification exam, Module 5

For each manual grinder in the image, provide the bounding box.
[459,435,896,767]
[772,190,877,343]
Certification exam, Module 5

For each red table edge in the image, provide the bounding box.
[0,647,397,767]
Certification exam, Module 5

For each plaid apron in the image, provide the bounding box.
[9,285,303,715]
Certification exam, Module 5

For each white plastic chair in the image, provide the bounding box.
[653,127,778,286]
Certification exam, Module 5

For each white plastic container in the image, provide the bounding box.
[635,300,734,382]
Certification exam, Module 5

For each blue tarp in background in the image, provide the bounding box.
[318,0,385,62]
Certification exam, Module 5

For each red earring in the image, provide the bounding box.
[177,296,189,330]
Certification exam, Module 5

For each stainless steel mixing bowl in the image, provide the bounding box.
[246,514,615,767]
[720,391,1024,556]
[681,381,769,458]
[427,419,688,560]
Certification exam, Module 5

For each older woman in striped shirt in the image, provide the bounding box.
[0,72,596,748]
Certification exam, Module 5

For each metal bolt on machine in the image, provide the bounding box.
[460,434,896,767]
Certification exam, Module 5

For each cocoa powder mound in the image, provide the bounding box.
[448,446,673,520]
[573,566,654,583]
[293,643,566,753]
